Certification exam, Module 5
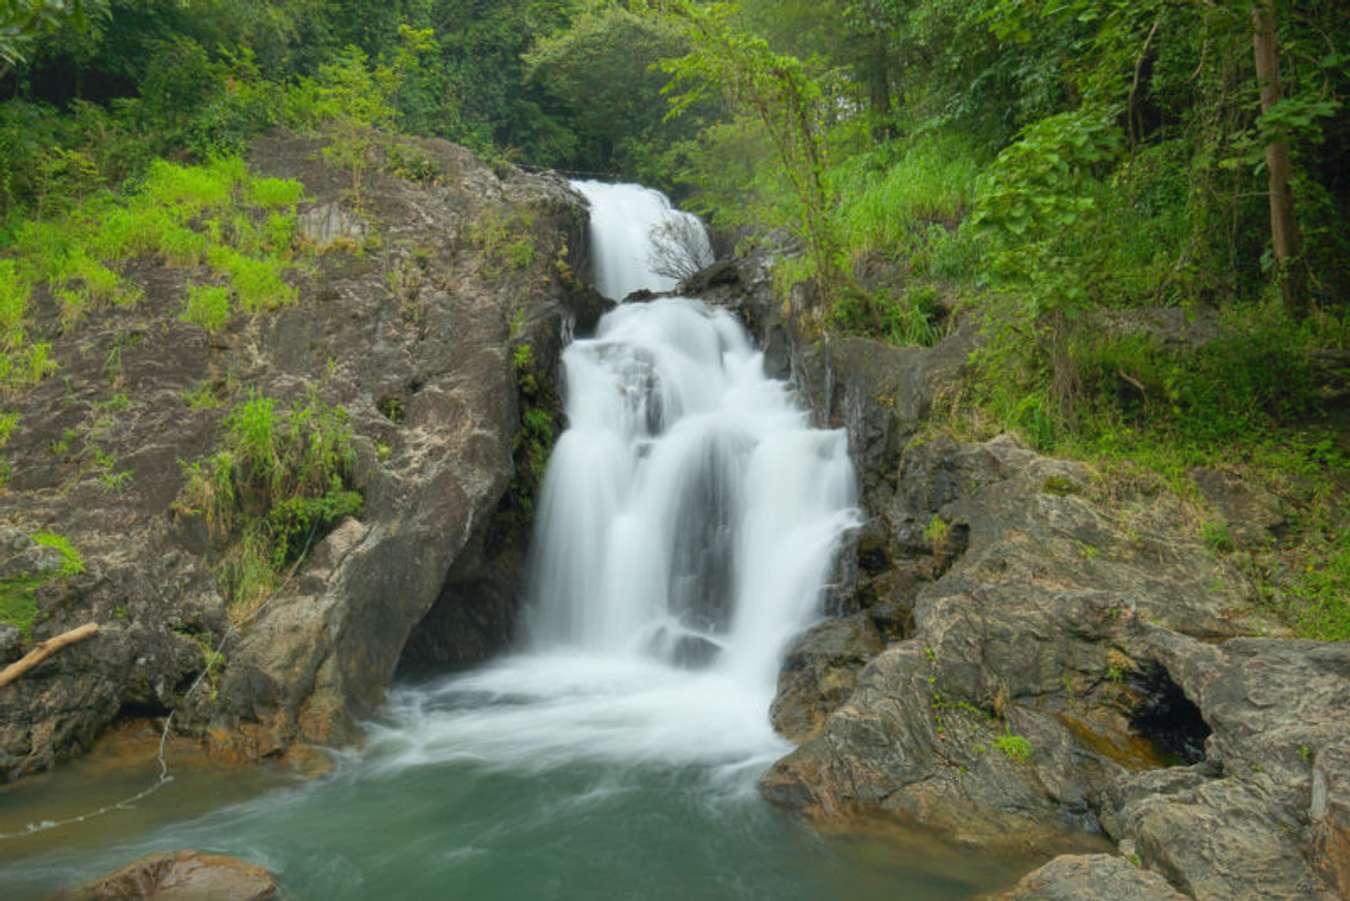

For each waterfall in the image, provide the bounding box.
[570,180,713,301]
[346,183,857,777]
[524,183,857,704]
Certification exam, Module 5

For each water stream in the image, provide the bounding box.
[0,183,1044,899]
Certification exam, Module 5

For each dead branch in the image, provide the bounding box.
[0,623,99,689]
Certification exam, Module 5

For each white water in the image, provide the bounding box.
[369,182,856,781]
[571,180,713,300]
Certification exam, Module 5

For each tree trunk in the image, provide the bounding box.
[869,38,896,141]
[1252,0,1305,318]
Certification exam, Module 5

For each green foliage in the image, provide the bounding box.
[470,207,538,275]
[993,731,1033,763]
[0,529,84,638]
[0,155,302,392]
[922,514,949,546]
[660,0,850,312]
[181,285,233,334]
[179,391,361,614]
[834,133,983,260]
[31,530,85,577]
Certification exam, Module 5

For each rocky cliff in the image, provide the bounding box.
[0,131,602,778]
[690,254,1349,900]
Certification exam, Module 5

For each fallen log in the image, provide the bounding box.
[0,622,99,689]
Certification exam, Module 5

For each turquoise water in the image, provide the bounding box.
[0,666,1051,899]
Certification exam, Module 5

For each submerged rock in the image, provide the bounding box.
[64,850,277,899]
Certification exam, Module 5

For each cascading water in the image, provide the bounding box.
[2,184,1037,901]
[359,182,858,774]
[570,180,713,300]
[527,187,856,696]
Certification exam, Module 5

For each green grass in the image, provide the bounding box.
[993,732,1033,763]
[31,531,86,576]
[0,156,305,397]
[470,207,538,275]
[0,531,84,638]
[181,284,232,333]
[247,177,306,209]
[833,133,984,261]
[179,390,361,617]
[1287,531,1350,642]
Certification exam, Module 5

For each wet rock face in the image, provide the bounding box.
[769,614,883,743]
[0,132,592,778]
[63,850,277,900]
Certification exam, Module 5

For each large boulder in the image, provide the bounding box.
[0,132,593,778]
[63,850,276,899]
[685,267,1346,898]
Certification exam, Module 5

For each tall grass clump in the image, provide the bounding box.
[179,391,362,616]
[833,133,984,260]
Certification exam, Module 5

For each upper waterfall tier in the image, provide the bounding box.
[571,180,713,301]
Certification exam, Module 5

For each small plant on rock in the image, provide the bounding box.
[178,390,362,618]
[993,730,1033,763]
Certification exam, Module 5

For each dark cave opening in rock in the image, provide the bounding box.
[1128,662,1211,766]
[116,700,173,721]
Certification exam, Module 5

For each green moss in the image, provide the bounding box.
[0,579,41,637]
[1042,475,1079,496]
[922,514,949,546]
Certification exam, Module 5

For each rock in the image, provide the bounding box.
[1311,743,1350,898]
[770,614,883,743]
[997,853,1185,900]
[64,850,277,899]
[692,248,1344,897]
[1103,639,1350,900]
[1189,467,1286,547]
[668,633,722,669]
[0,130,588,779]
[297,201,366,247]
[0,624,22,663]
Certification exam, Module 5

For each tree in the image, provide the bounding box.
[657,0,849,310]
[0,0,109,81]
[1251,0,1304,318]
[647,213,713,282]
